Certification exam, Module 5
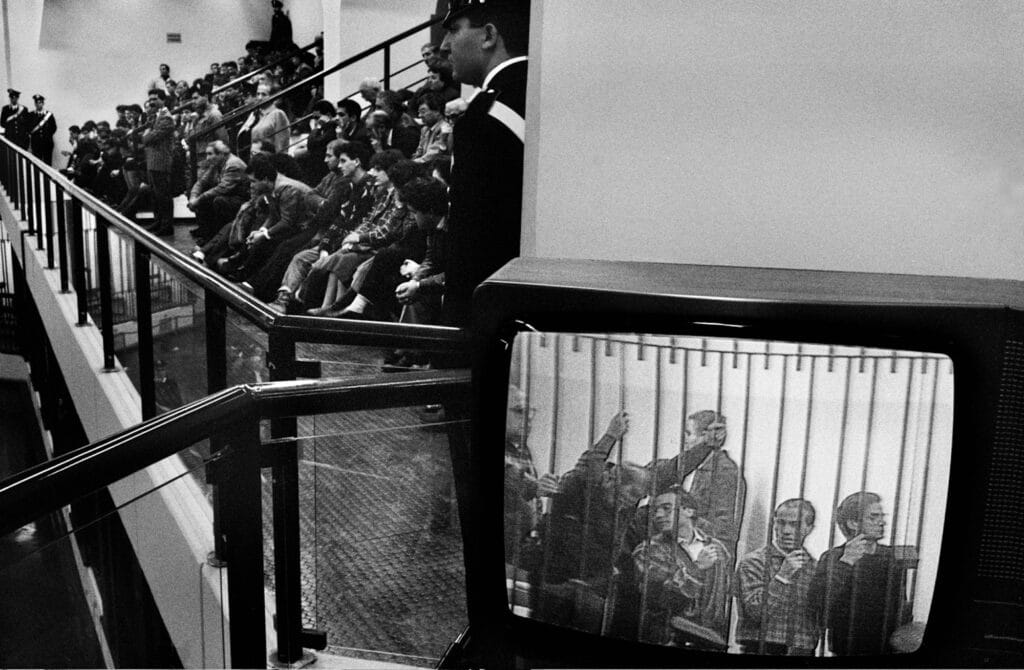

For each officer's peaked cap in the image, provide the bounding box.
[441,0,526,27]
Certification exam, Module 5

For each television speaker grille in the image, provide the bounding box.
[979,338,1024,582]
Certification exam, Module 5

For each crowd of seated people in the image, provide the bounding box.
[504,400,917,656]
[56,29,461,355]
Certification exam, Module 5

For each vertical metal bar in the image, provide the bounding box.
[94,217,116,370]
[587,336,597,448]
[859,358,881,492]
[267,333,303,665]
[768,355,789,521]
[17,155,26,222]
[797,357,817,502]
[34,169,44,248]
[547,334,560,474]
[218,412,268,669]
[383,45,391,91]
[56,184,69,292]
[910,359,941,606]
[43,175,54,268]
[828,357,855,550]
[879,356,916,644]
[71,200,88,326]
[135,245,155,418]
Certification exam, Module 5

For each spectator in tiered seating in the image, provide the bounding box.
[221,61,240,86]
[315,159,426,317]
[299,100,337,185]
[265,140,376,311]
[69,120,100,189]
[411,58,460,111]
[59,124,80,172]
[239,81,290,157]
[142,89,177,236]
[228,153,313,287]
[368,92,420,158]
[339,175,447,325]
[188,140,249,244]
[335,99,369,146]
[146,63,174,99]
[421,42,439,61]
[393,177,448,321]
[412,93,451,163]
[194,178,273,270]
[357,77,382,120]
[303,149,404,314]
[189,95,229,155]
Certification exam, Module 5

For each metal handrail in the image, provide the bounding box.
[0,369,470,539]
[188,17,440,144]
[0,135,468,348]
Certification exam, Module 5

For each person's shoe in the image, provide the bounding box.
[417,404,446,423]
[331,308,367,320]
[238,281,254,295]
[305,305,332,317]
[268,290,292,314]
[191,248,206,263]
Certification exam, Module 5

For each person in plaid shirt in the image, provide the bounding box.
[735,498,819,655]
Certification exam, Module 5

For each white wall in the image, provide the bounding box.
[524,1,1024,281]
[0,0,322,160]
[323,0,435,105]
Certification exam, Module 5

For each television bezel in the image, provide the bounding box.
[459,257,1024,668]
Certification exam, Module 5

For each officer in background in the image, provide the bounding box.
[1,88,30,149]
[27,94,57,165]
[439,0,530,328]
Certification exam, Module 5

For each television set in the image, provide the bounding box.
[456,257,1024,668]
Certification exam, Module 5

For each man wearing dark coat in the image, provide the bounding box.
[438,0,530,328]
[27,94,57,165]
[1,88,30,149]
[142,91,177,236]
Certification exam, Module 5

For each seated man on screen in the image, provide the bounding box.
[808,491,913,655]
[631,487,731,645]
[735,498,819,655]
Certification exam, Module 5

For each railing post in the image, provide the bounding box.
[26,159,36,233]
[17,155,26,219]
[71,200,89,325]
[135,245,155,419]
[56,185,69,291]
[43,175,55,268]
[267,332,306,665]
[205,288,229,565]
[217,410,268,669]
[94,216,116,370]
[34,169,44,250]
[383,44,392,91]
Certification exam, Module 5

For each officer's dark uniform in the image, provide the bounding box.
[1,89,30,149]
[27,94,57,165]
[442,7,528,328]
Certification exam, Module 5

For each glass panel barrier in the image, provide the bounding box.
[0,440,228,668]
[149,254,206,409]
[227,311,269,386]
[295,405,469,666]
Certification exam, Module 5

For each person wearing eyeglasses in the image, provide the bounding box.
[809,491,913,655]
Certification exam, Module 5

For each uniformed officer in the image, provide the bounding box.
[27,94,57,165]
[439,0,530,328]
[1,88,30,149]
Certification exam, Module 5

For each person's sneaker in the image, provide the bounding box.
[268,290,291,314]
[417,404,445,423]
[191,248,205,262]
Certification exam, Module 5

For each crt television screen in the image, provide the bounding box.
[504,332,952,658]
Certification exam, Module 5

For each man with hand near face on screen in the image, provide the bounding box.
[809,491,913,656]
[735,498,820,655]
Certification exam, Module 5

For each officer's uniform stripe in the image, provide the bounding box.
[488,100,525,143]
